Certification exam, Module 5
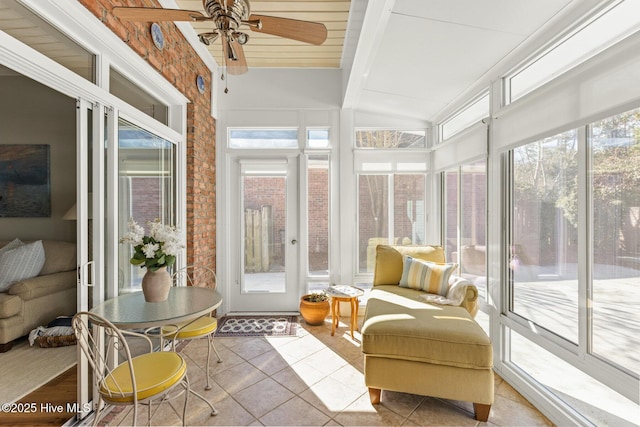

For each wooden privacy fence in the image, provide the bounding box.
[245,205,274,272]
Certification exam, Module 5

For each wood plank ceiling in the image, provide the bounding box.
[0,0,94,79]
[175,0,350,68]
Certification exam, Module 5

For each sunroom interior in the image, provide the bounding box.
[0,0,639,426]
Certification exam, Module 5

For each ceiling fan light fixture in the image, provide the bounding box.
[198,31,219,45]
[233,32,249,45]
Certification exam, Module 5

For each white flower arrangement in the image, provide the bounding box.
[120,218,184,271]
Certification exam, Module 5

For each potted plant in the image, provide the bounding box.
[299,290,330,325]
[120,218,184,302]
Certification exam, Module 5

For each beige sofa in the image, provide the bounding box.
[361,245,494,422]
[0,240,77,352]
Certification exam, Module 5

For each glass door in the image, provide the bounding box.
[76,99,107,421]
[116,118,176,294]
[230,158,300,312]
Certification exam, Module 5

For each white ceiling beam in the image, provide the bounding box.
[341,0,394,109]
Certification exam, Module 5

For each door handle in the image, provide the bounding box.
[291,239,297,245]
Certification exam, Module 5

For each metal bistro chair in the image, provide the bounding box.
[162,265,222,390]
[72,311,195,426]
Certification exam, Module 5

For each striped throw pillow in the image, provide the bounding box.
[0,240,46,292]
[0,238,24,255]
[399,256,458,296]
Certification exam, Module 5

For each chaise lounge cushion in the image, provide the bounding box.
[373,245,445,286]
[362,285,492,369]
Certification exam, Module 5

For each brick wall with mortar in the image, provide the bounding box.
[78,0,217,270]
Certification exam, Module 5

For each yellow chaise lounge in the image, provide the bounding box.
[361,244,493,422]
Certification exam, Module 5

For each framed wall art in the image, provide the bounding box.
[0,144,51,217]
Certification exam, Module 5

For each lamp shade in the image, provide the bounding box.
[62,196,93,220]
[62,203,77,220]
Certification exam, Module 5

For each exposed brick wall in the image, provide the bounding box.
[78,0,217,270]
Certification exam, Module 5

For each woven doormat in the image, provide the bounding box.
[215,315,298,337]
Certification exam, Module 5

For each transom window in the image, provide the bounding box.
[229,128,298,149]
[355,129,425,149]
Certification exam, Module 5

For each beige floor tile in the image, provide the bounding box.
[212,360,267,394]
[228,337,276,360]
[371,390,425,418]
[407,397,478,426]
[260,395,331,426]
[287,358,337,389]
[495,376,535,409]
[487,394,553,427]
[214,336,251,349]
[327,338,363,363]
[185,393,257,426]
[277,334,327,363]
[264,334,307,349]
[165,327,555,427]
[205,343,248,372]
[333,392,408,426]
[328,363,367,392]
[186,374,229,404]
[248,348,291,376]
[111,400,184,426]
[270,365,314,394]
[103,406,130,426]
[301,346,350,376]
[233,377,295,419]
[299,375,366,417]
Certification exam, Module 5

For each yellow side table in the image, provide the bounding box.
[326,285,365,339]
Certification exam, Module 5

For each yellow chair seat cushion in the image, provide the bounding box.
[162,316,217,339]
[101,351,186,403]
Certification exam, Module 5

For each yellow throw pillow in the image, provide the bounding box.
[399,256,458,296]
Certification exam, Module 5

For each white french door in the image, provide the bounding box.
[229,157,300,312]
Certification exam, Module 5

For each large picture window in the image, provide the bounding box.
[357,174,426,273]
[590,107,640,374]
[506,108,639,416]
[510,129,579,342]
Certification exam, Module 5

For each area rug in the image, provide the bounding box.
[0,337,76,403]
[215,315,298,337]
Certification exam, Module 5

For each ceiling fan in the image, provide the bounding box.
[112,0,328,76]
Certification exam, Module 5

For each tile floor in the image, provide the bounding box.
[104,319,554,426]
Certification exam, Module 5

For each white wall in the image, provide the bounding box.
[0,75,76,242]
[218,68,342,111]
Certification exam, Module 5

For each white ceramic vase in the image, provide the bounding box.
[141,266,171,302]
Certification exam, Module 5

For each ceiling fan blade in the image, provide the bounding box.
[248,14,327,45]
[112,7,207,22]
[222,35,248,75]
